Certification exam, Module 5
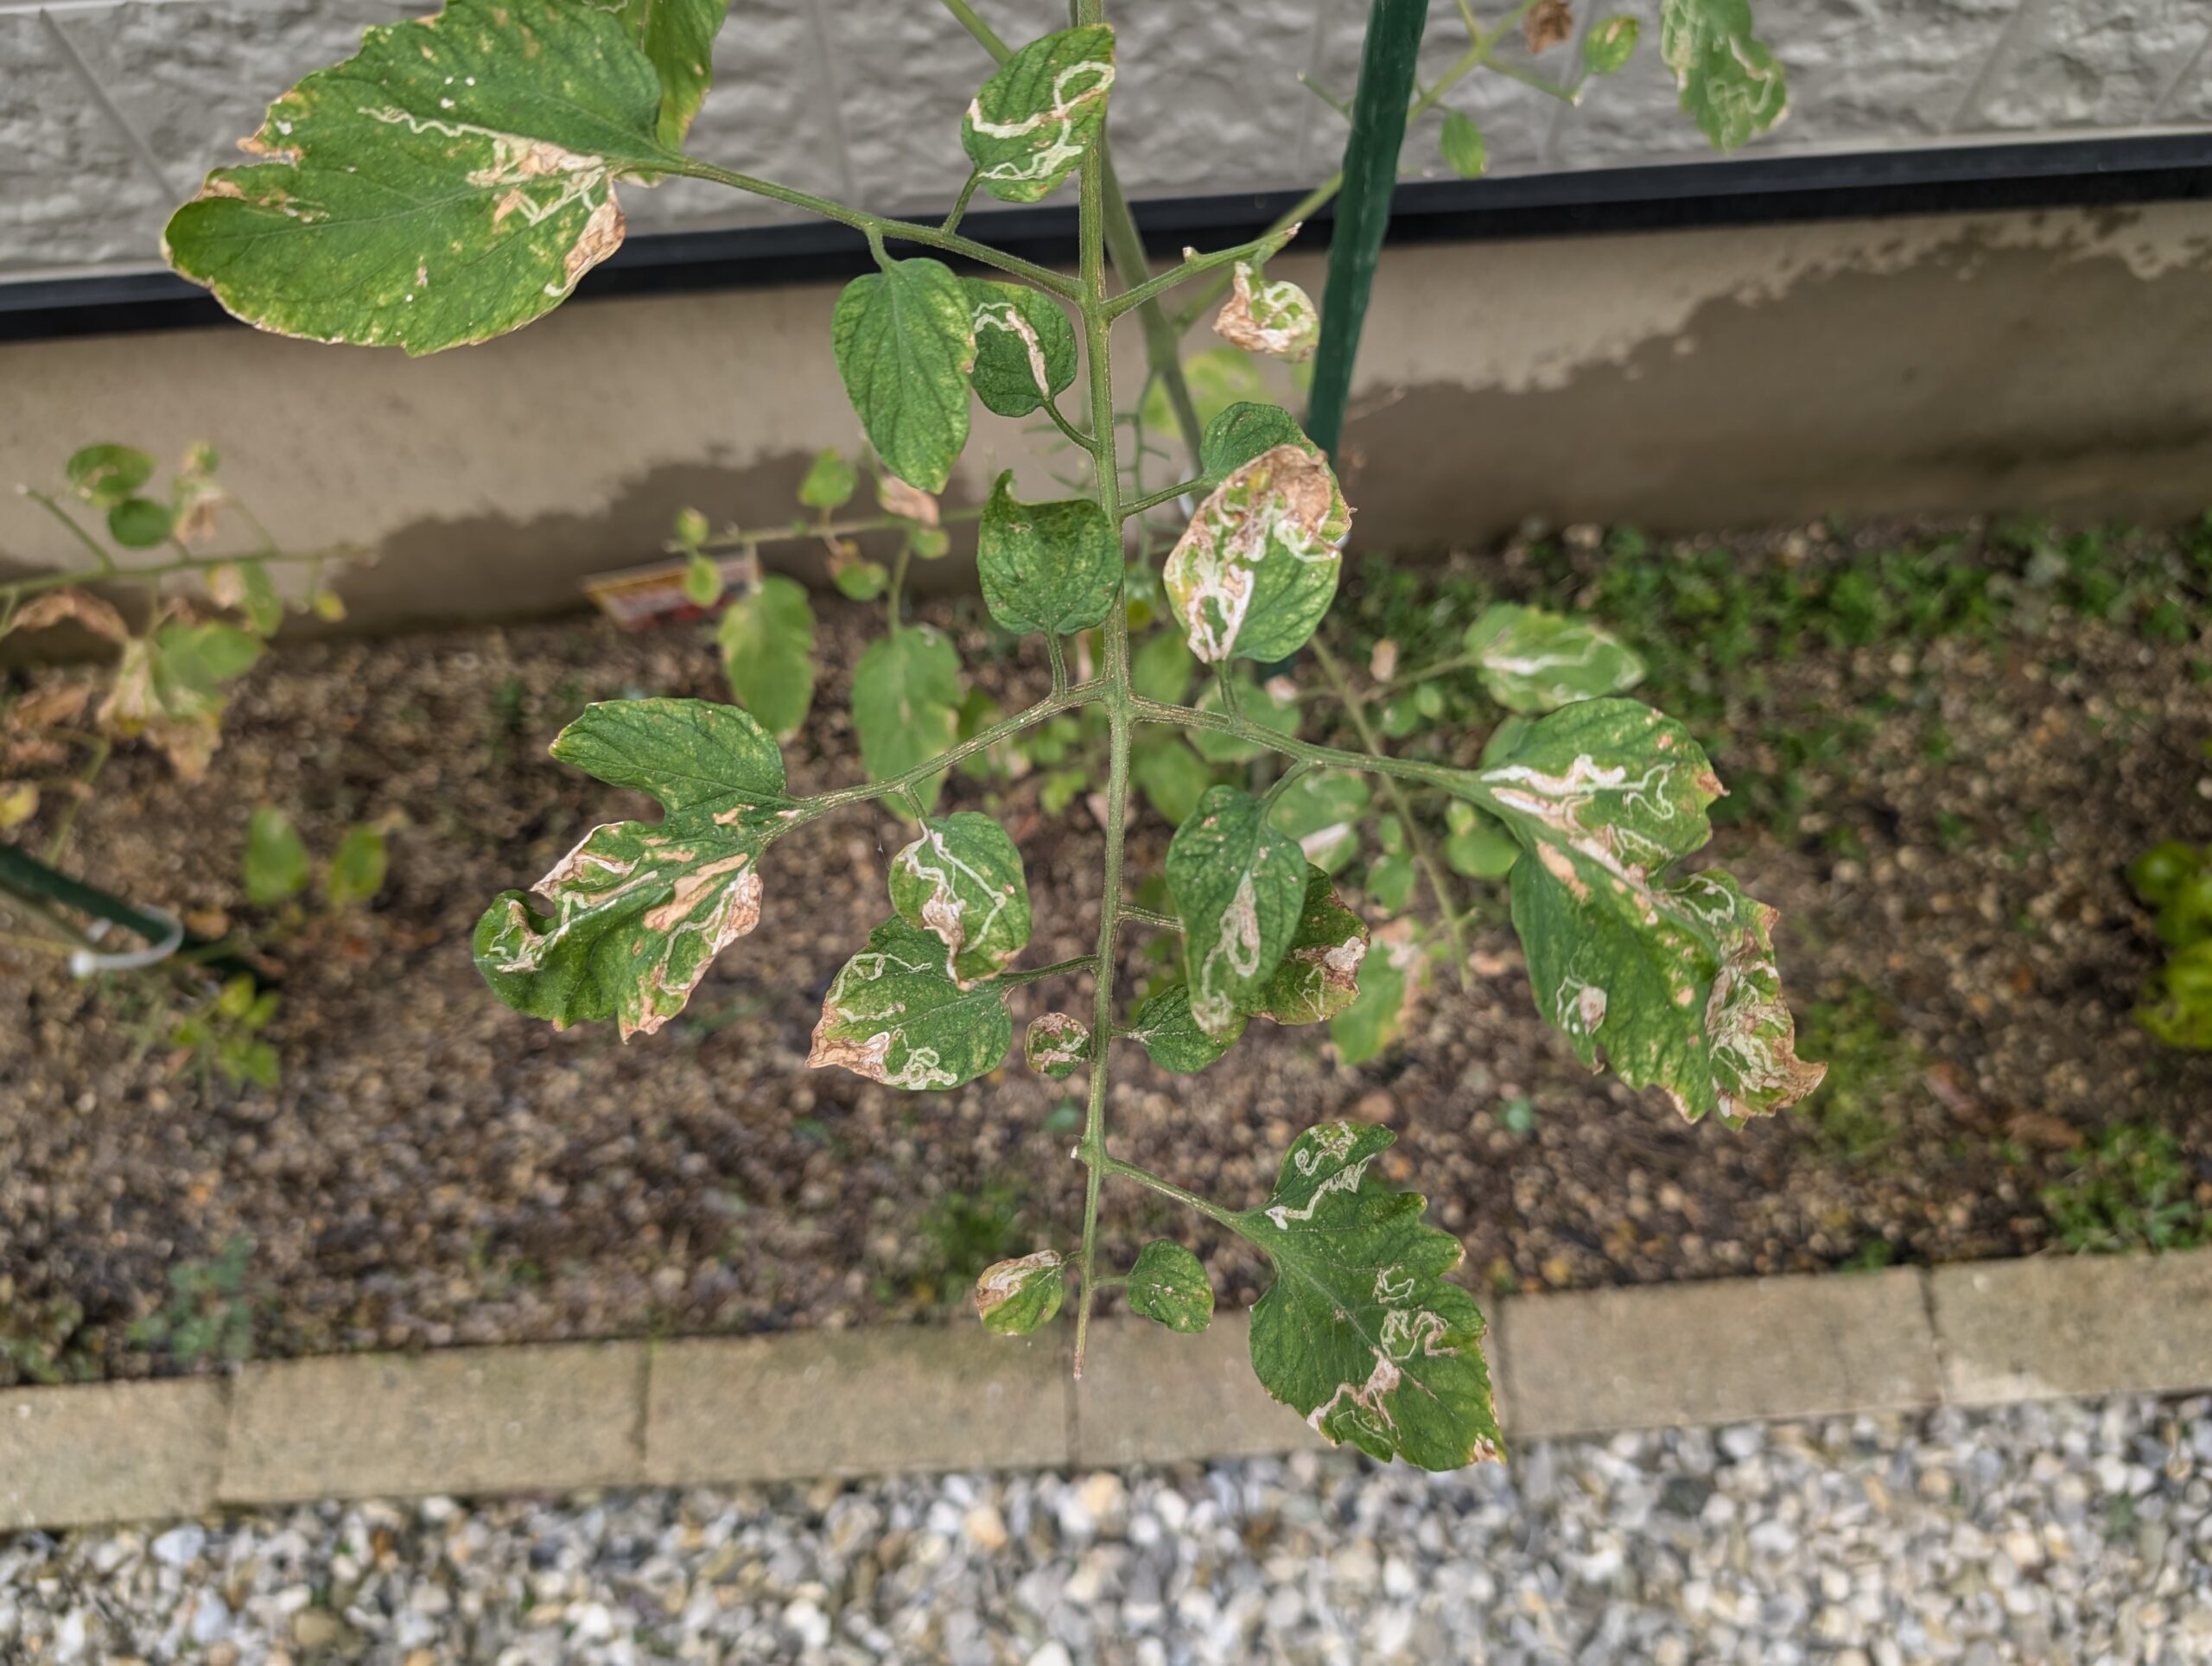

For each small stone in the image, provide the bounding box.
[151,1526,207,1568]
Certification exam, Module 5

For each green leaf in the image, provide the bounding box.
[1584,13,1641,73]
[974,1250,1065,1334]
[1189,673,1300,763]
[1365,851,1416,912]
[1166,785,1307,1034]
[966,279,1078,418]
[831,258,976,494]
[852,626,962,813]
[474,699,790,1039]
[888,811,1032,987]
[67,443,153,507]
[1165,445,1346,664]
[1198,402,1311,479]
[961,24,1116,204]
[683,551,723,607]
[1471,699,1825,1121]
[1248,867,1369,1026]
[1025,1012,1091,1079]
[798,448,859,511]
[243,804,310,904]
[1463,603,1646,713]
[833,558,890,601]
[163,0,679,353]
[1128,979,1245,1072]
[1268,770,1370,874]
[1660,0,1789,151]
[976,474,1120,636]
[323,823,389,909]
[716,574,817,741]
[1440,110,1489,179]
[108,497,175,549]
[147,620,263,703]
[1240,1122,1500,1471]
[809,916,1012,1090]
[594,0,730,149]
[1445,817,1521,880]
[1130,629,1195,705]
[1330,928,1419,1065]
[1126,1241,1212,1333]
[1212,262,1319,362]
[2140,939,2212,1050]
[1132,736,1213,827]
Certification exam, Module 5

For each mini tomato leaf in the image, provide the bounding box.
[1212,262,1319,362]
[974,1250,1065,1334]
[1584,13,1641,73]
[107,497,175,549]
[594,0,731,150]
[1198,402,1315,479]
[1240,1122,1501,1472]
[976,474,1120,637]
[852,626,962,813]
[831,257,976,494]
[888,811,1033,987]
[966,280,1078,418]
[1660,0,1789,152]
[683,551,723,607]
[473,699,792,1040]
[1025,1012,1091,1078]
[798,448,859,511]
[162,0,680,353]
[1462,603,1646,713]
[323,823,390,910]
[243,804,310,904]
[209,559,285,636]
[716,574,817,740]
[1131,735,1213,827]
[1330,924,1423,1065]
[1165,444,1346,664]
[1166,785,1307,1035]
[1268,770,1370,874]
[1247,866,1369,1026]
[1128,979,1245,1073]
[1440,109,1489,179]
[809,916,1013,1090]
[1125,1241,1212,1333]
[1189,672,1300,763]
[66,444,153,508]
[1466,698,1826,1122]
[961,24,1116,204]
[100,620,264,779]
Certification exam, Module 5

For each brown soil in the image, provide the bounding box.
[4,521,2209,1383]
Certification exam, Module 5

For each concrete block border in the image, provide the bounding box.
[3,1249,2209,1531]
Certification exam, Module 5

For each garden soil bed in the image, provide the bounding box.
[5,515,2211,1384]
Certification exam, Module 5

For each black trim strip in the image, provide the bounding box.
[6,133,2209,342]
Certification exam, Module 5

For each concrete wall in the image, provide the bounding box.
[4,198,2209,630]
[6,0,2212,283]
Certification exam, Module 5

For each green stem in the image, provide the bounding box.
[0,533,347,611]
[1121,477,1205,520]
[1309,638,1468,987]
[1002,955,1097,986]
[664,157,1083,300]
[942,169,983,234]
[1044,399,1096,454]
[801,684,1102,821]
[1104,1156,1240,1230]
[1097,147,1205,474]
[698,506,981,556]
[1131,690,1503,808]
[1046,633,1069,696]
[1103,224,1301,321]
[938,0,1012,54]
[1119,905,1179,931]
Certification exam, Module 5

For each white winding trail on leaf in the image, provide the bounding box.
[966,58,1115,187]
[974,300,1053,400]
[1192,874,1265,1033]
[1166,447,1340,664]
[899,828,1012,984]
[808,945,963,1091]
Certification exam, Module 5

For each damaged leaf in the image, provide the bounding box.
[1212,263,1319,362]
[977,474,1121,637]
[12,589,129,644]
[1164,444,1346,664]
[1463,603,1646,713]
[1128,979,1244,1073]
[1330,919,1425,1065]
[809,916,1012,1091]
[716,573,817,741]
[1241,1122,1501,1471]
[1523,0,1575,53]
[1166,785,1307,1035]
[1583,13,1641,73]
[473,699,792,1039]
[975,1250,1065,1334]
[1125,1240,1212,1333]
[888,811,1032,987]
[1025,1011,1091,1079]
[966,279,1078,418]
[65,444,153,508]
[832,257,976,494]
[99,620,264,780]
[1248,866,1368,1026]
[1660,0,1789,152]
[1466,699,1825,1122]
[961,24,1116,205]
[163,0,681,353]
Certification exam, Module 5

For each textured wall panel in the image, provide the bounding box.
[1967,0,2207,129]
[0,12,169,275]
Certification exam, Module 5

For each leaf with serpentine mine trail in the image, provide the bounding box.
[961,25,1116,205]
[1165,445,1347,664]
[832,258,976,494]
[1463,698,1826,1122]
[974,1250,1065,1335]
[887,811,1032,988]
[474,699,795,1040]
[1166,785,1308,1036]
[163,0,683,353]
[966,280,1078,418]
[1660,0,1788,151]
[809,917,1013,1091]
[976,474,1120,637]
[1127,980,1245,1073]
[1462,603,1646,714]
[1247,866,1369,1027]
[1240,1122,1502,1471]
[593,0,731,150]
[1212,263,1319,362]
[1024,1013,1091,1079]
[1125,1241,1213,1333]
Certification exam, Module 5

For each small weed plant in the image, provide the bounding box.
[161,0,1812,1467]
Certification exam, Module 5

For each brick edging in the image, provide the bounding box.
[5,1250,2210,1531]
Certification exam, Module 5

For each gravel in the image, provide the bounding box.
[6,1393,2211,1663]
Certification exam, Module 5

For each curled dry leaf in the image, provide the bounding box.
[1524,0,1575,53]
[11,589,129,644]
[876,473,941,528]
[1212,262,1319,362]
[1025,1011,1090,1078]
[974,1249,1065,1335]
[6,679,97,735]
